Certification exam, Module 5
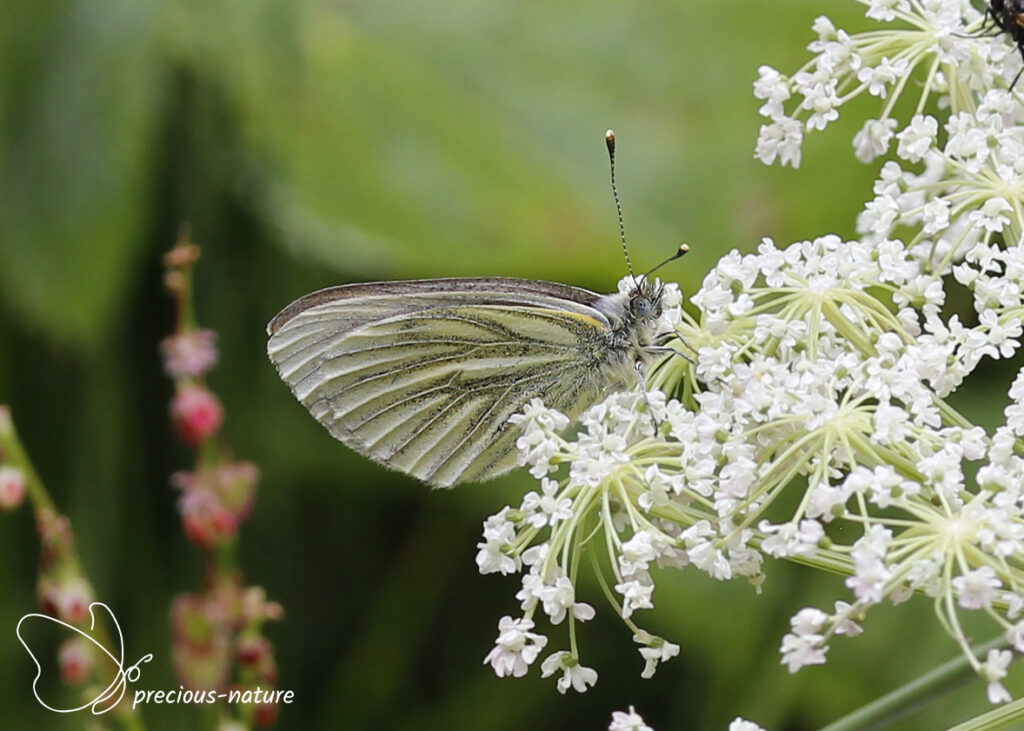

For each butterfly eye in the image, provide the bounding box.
[631,296,653,317]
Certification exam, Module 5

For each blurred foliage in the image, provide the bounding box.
[0,1,1014,729]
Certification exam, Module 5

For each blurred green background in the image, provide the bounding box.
[0,1,1010,729]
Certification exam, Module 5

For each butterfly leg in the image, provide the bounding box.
[952,7,1007,39]
[648,335,726,390]
[648,343,695,367]
[1013,34,1024,88]
[633,360,662,433]
[1012,61,1024,89]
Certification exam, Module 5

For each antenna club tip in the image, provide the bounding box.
[605,129,615,152]
[678,243,690,255]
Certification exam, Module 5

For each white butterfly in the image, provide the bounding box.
[267,273,683,486]
[266,131,687,486]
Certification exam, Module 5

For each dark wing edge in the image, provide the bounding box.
[267,277,605,335]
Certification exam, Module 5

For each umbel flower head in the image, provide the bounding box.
[475,0,1024,705]
[481,219,1024,701]
[755,0,1022,169]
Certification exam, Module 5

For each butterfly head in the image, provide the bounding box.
[624,242,688,325]
[627,277,663,322]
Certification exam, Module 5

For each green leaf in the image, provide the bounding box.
[0,0,161,348]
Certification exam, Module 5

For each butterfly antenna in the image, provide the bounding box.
[645,243,690,279]
[643,243,690,302]
[606,130,639,288]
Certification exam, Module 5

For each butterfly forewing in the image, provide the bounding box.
[267,280,615,486]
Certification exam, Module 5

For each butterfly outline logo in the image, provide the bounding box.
[15,601,153,714]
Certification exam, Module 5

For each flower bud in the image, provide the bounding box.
[36,509,74,568]
[58,637,93,684]
[163,270,185,296]
[216,461,259,518]
[170,386,223,446]
[252,700,279,728]
[236,635,271,666]
[241,586,285,623]
[0,466,26,510]
[216,722,248,731]
[163,243,200,269]
[39,576,94,626]
[160,329,218,378]
[179,488,237,548]
[170,593,232,689]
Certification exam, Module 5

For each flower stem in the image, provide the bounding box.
[0,406,56,514]
[946,696,1024,731]
[820,636,1006,731]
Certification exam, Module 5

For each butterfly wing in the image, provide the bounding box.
[267,278,614,487]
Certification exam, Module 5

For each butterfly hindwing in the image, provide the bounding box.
[267,280,614,486]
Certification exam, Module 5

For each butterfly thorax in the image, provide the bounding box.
[592,278,665,388]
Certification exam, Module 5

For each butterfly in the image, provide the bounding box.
[266,131,687,487]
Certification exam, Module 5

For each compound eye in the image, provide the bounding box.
[632,296,653,317]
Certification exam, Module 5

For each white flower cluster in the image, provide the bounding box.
[482,225,1024,701]
[858,93,1024,261]
[606,707,764,731]
[609,706,654,731]
[479,390,684,693]
[476,0,1024,708]
[755,1,1020,169]
[678,236,1024,703]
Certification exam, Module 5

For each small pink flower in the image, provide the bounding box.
[160,329,218,378]
[0,466,26,510]
[216,461,259,517]
[179,488,237,548]
[170,386,223,446]
[39,576,94,626]
[241,586,284,623]
[58,637,93,684]
[36,509,73,569]
[172,462,258,532]
[253,700,279,728]
[169,593,232,689]
[236,635,271,666]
